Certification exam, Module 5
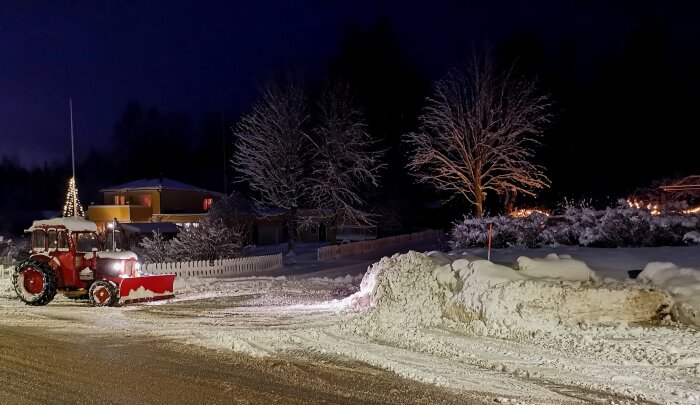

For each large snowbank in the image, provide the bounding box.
[452,204,700,249]
[638,262,700,327]
[340,251,674,338]
[449,259,670,335]
[324,251,699,402]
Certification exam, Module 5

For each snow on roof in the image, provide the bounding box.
[100,178,223,195]
[27,217,98,232]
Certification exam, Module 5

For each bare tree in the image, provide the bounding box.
[309,82,383,227]
[232,82,310,252]
[405,55,550,217]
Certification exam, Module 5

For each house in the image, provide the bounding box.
[87,178,224,232]
[242,207,338,245]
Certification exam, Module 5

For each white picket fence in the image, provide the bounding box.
[142,253,283,278]
[0,264,14,279]
[318,229,444,261]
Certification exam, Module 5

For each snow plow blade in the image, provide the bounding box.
[118,274,176,304]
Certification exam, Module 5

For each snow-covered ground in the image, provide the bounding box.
[1,246,699,404]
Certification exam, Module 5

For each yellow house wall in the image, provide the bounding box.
[103,190,161,214]
[88,205,131,223]
[88,205,153,225]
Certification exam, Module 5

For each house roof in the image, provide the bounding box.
[101,178,224,196]
[659,175,700,192]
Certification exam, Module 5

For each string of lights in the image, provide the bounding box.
[62,177,85,217]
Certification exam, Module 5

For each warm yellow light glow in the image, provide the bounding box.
[511,208,550,218]
[684,206,700,215]
[62,177,85,217]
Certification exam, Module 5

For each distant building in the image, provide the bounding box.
[244,207,338,245]
[87,178,224,232]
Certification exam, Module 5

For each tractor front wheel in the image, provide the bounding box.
[89,280,118,307]
[13,260,58,306]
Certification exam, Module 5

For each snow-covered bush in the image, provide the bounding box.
[0,236,29,263]
[168,219,247,262]
[450,214,545,249]
[138,230,173,263]
[536,199,596,246]
[450,217,488,247]
[580,206,655,247]
[139,219,249,263]
[451,201,699,249]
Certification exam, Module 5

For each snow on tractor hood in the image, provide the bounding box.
[27,217,98,233]
[95,251,138,260]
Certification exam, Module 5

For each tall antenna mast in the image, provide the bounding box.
[222,111,227,195]
[70,99,77,217]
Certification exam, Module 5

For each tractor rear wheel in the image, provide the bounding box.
[89,280,118,307]
[13,260,58,306]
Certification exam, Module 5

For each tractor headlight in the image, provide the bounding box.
[113,262,123,271]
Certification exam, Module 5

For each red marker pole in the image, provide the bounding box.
[487,223,493,262]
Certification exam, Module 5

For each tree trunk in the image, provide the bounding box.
[504,188,516,216]
[474,185,484,218]
[287,207,297,253]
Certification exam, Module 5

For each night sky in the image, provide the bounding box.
[1,1,698,188]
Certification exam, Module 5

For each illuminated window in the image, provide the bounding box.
[203,198,213,211]
[142,196,151,207]
[114,195,126,205]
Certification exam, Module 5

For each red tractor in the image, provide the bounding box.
[13,217,175,306]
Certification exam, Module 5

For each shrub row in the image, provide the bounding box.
[451,204,699,249]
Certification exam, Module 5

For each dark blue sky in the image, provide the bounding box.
[1,1,697,167]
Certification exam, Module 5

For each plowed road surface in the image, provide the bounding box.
[0,326,485,405]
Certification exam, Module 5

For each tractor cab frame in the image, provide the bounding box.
[13,217,174,306]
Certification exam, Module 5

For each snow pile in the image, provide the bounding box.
[339,251,448,335]
[449,259,670,336]
[638,262,700,327]
[341,251,672,339]
[516,253,596,281]
[0,277,14,299]
[121,286,173,301]
[684,231,700,245]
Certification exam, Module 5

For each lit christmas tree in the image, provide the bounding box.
[62,177,85,217]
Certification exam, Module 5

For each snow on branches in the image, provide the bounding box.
[451,202,700,249]
[405,55,550,217]
[138,219,248,263]
[232,82,310,213]
[310,82,383,227]
[232,80,382,250]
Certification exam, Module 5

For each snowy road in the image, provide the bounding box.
[1,245,700,404]
[0,326,480,405]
